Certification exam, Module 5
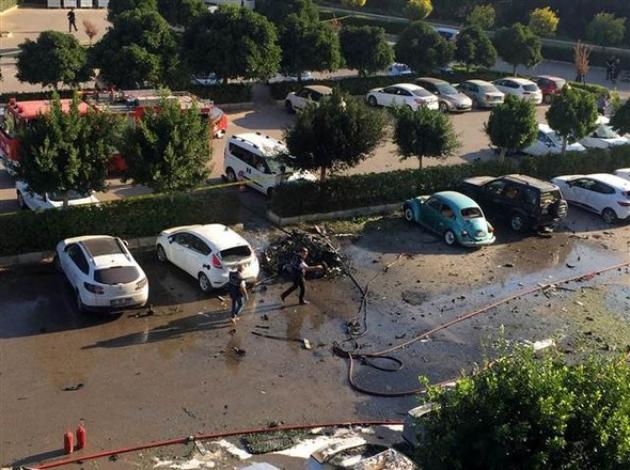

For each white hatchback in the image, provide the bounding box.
[522,124,586,156]
[156,224,260,293]
[493,77,543,105]
[579,116,630,149]
[551,173,630,224]
[16,180,99,211]
[366,83,439,111]
[55,235,149,313]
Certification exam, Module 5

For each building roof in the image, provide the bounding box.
[7,99,90,120]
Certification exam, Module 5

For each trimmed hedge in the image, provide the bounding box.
[185,83,252,105]
[542,44,630,72]
[270,146,630,217]
[319,10,408,34]
[0,188,242,257]
[0,0,17,12]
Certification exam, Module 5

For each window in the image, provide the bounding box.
[221,245,252,262]
[419,81,434,92]
[461,207,483,219]
[67,244,89,274]
[253,155,269,174]
[592,182,615,194]
[399,89,413,96]
[95,266,140,285]
[297,89,310,98]
[574,178,596,191]
[441,205,455,219]
[229,143,255,167]
[173,233,193,248]
[189,236,211,255]
[383,87,398,95]
[523,188,538,205]
[523,84,539,92]
[506,81,520,89]
[504,185,521,200]
[426,198,442,211]
[485,180,506,195]
[310,91,324,102]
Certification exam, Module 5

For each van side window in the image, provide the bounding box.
[229,143,255,167]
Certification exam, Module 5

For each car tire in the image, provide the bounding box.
[198,273,212,293]
[367,96,377,107]
[285,100,295,114]
[443,230,457,246]
[602,208,618,224]
[76,290,86,313]
[510,213,527,232]
[17,191,26,210]
[156,244,167,263]
[439,101,449,113]
[403,206,415,223]
[225,167,237,183]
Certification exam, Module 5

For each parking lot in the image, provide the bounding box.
[1,204,628,467]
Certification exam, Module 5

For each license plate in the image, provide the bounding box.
[475,231,486,238]
[111,297,133,306]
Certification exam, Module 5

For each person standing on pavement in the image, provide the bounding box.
[606,58,614,81]
[613,58,622,84]
[281,247,323,305]
[228,264,248,326]
[67,8,78,33]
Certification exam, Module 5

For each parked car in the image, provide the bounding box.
[190,73,220,86]
[551,173,630,224]
[579,116,630,149]
[284,85,333,113]
[456,80,504,108]
[54,235,149,313]
[403,191,496,247]
[522,124,586,157]
[614,168,630,181]
[366,83,439,111]
[435,26,459,41]
[223,133,316,196]
[156,224,260,293]
[16,180,99,211]
[533,75,567,104]
[386,63,413,76]
[493,77,543,104]
[415,77,472,112]
[459,174,568,232]
[268,71,314,83]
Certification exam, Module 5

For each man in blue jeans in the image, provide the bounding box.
[228,264,248,326]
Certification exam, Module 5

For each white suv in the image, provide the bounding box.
[54,236,149,313]
[223,133,316,196]
[493,77,543,104]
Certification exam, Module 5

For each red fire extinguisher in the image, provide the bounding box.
[63,432,74,454]
[76,424,87,450]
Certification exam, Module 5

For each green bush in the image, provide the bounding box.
[542,43,630,71]
[183,83,252,104]
[270,146,630,217]
[0,0,17,12]
[319,10,408,34]
[0,188,241,257]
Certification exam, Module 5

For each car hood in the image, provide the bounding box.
[443,93,472,105]
[285,170,317,182]
[463,176,495,186]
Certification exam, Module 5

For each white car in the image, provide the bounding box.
[386,63,413,76]
[54,235,149,312]
[551,173,630,224]
[493,77,543,105]
[579,116,630,149]
[223,133,316,196]
[268,71,314,83]
[614,168,630,181]
[435,26,459,41]
[156,224,259,293]
[284,85,333,113]
[522,124,586,157]
[16,180,99,211]
[366,83,439,111]
[190,73,220,86]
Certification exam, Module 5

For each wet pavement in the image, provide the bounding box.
[0,209,628,467]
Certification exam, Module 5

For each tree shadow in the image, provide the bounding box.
[231,104,295,133]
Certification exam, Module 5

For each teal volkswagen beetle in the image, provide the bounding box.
[403,191,496,247]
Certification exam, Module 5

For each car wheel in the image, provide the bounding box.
[17,191,26,210]
[510,213,527,232]
[285,100,295,113]
[198,273,212,293]
[367,96,377,107]
[403,206,415,223]
[76,290,86,313]
[443,230,456,246]
[225,167,237,183]
[156,244,167,263]
[439,101,449,113]
[602,208,617,224]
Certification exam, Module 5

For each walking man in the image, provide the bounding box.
[228,264,248,326]
[67,8,78,33]
[281,247,323,305]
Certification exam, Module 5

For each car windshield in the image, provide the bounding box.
[94,266,140,285]
[479,84,497,93]
[596,125,619,139]
[48,190,90,202]
[221,245,252,263]
[523,84,539,92]
[412,88,432,97]
[436,83,459,95]
[461,207,483,219]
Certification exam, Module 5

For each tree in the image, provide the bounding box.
[17,31,91,89]
[284,91,386,181]
[485,95,537,161]
[255,0,318,24]
[528,7,559,37]
[107,0,157,21]
[417,348,630,469]
[341,0,366,7]
[395,21,454,73]
[586,12,626,47]
[184,7,281,84]
[18,93,124,208]
[122,95,211,192]
[394,106,459,169]
[279,14,342,80]
[404,0,433,21]
[466,4,495,30]
[493,23,542,76]
[339,25,394,77]
[157,0,205,27]
[610,99,630,135]
[455,26,497,71]
[574,40,592,85]
[546,86,598,154]
[93,8,179,89]
[82,19,99,45]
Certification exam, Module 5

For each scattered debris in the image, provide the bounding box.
[233,347,247,357]
[302,339,312,350]
[62,383,84,392]
[503,263,515,268]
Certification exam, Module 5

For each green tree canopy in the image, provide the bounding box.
[393,106,459,169]
[404,0,433,21]
[546,86,598,154]
[18,93,124,207]
[121,95,211,192]
[93,8,179,89]
[184,7,281,83]
[17,31,92,89]
[610,98,630,135]
[255,0,318,24]
[586,12,626,47]
[528,7,559,37]
[284,91,386,181]
[485,95,537,161]
[493,23,542,76]
[466,4,495,30]
[107,0,157,21]
[395,21,454,73]
[339,25,393,77]
[157,0,205,27]
[455,26,497,70]
[418,348,630,469]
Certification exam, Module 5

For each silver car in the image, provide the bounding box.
[457,79,505,108]
[416,77,472,112]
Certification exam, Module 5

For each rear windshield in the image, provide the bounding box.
[412,88,432,97]
[221,245,252,262]
[461,207,483,219]
[95,266,140,285]
[436,83,459,95]
[540,190,561,205]
[523,84,539,92]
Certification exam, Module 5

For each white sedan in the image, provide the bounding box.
[16,180,99,211]
[522,124,586,157]
[551,173,630,224]
[493,77,543,105]
[55,235,149,313]
[386,63,413,76]
[615,168,630,181]
[579,116,630,149]
[156,224,259,293]
[366,83,439,111]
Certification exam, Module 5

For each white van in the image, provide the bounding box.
[223,133,316,196]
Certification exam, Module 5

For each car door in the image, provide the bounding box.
[182,235,210,276]
[169,233,194,273]
[380,87,398,107]
[64,243,90,288]
[249,154,272,193]
[230,145,258,189]
[292,88,311,110]
[420,197,443,232]
[590,181,616,214]
[481,179,507,214]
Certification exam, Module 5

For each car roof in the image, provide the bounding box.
[304,85,332,94]
[229,132,287,157]
[502,174,558,191]
[587,173,630,188]
[538,123,554,133]
[186,224,251,251]
[433,191,480,209]
[536,75,565,81]
[391,83,423,91]
[80,236,126,258]
[417,77,448,85]
[500,77,536,85]
[465,79,493,86]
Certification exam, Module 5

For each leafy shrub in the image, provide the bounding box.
[184,83,252,104]
[0,188,241,256]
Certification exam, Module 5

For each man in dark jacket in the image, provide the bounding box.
[280,247,323,305]
[67,8,78,33]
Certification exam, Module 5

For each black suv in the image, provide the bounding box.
[458,174,568,232]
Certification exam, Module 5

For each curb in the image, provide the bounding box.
[217,101,255,112]
[267,203,400,226]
